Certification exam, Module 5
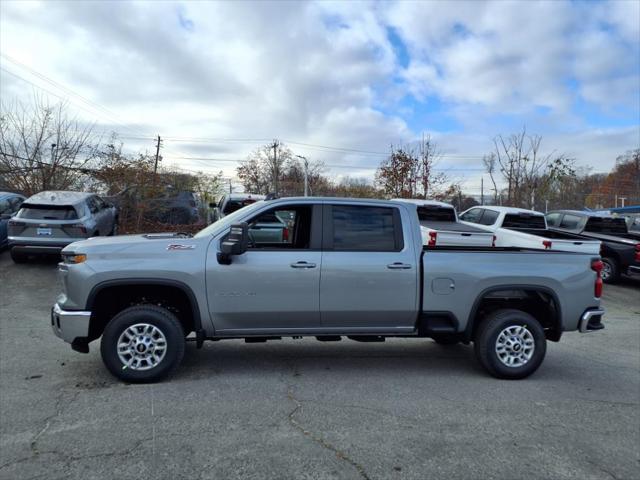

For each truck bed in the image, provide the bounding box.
[507,227,600,254]
[420,220,489,233]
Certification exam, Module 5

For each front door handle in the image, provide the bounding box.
[290,261,317,269]
[387,262,412,270]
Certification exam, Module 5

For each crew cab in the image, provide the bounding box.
[393,199,494,247]
[51,197,604,383]
[546,210,640,283]
[459,206,600,254]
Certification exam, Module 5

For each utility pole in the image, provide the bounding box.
[296,155,309,196]
[480,176,484,205]
[619,197,626,208]
[271,139,280,196]
[228,178,233,194]
[154,135,162,174]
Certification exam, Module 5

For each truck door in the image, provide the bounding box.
[320,204,418,331]
[206,203,322,333]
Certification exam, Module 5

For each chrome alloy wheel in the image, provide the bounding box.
[495,325,535,368]
[117,323,167,371]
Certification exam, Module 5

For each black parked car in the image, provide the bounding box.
[546,210,640,283]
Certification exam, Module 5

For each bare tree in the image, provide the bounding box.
[0,97,99,195]
[493,127,569,208]
[482,153,499,204]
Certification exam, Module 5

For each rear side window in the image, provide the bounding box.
[417,206,456,222]
[223,199,257,215]
[17,204,78,220]
[460,208,483,223]
[478,209,499,226]
[331,205,401,251]
[559,214,581,229]
[585,217,628,234]
[502,214,546,229]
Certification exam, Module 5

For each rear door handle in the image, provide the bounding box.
[290,261,317,269]
[387,262,412,270]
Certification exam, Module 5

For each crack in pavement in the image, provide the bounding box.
[276,357,372,479]
[286,386,371,480]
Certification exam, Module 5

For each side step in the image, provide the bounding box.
[346,336,385,343]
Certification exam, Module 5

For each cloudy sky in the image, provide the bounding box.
[1,0,639,193]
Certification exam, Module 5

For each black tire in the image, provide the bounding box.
[601,257,619,284]
[432,335,460,345]
[10,248,27,263]
[109,219,119,236]
[474,309,546,380]
[100,305,185,383]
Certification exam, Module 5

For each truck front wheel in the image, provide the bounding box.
[474,309,546,380]
[100,305,185,383]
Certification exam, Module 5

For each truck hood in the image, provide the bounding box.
[62,233,202,255]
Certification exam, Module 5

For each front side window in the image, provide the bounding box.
[0,199,10,215]
[246,205,311,249]
[332,205,400,251]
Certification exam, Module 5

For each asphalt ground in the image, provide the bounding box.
[1,250,639,480]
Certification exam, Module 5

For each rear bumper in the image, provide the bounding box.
[51,303,91,344]
[9,237,83,254]
[579,308,605,333]
[628,265,640,275]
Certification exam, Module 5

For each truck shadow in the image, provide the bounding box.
[175,340,483,381]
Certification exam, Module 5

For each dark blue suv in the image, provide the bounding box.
[0,192,26,249]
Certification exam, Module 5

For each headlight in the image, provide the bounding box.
[62,253,87,264]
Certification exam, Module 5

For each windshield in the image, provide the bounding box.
[194,201,265,238]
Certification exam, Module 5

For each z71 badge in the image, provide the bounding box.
[166,244,196,250]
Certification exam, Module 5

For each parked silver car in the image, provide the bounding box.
[8,191,118,263]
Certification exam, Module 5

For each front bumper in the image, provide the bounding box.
[579,308,605,333]
[51,303,91,343]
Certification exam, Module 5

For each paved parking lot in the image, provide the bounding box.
[0,250,639,480]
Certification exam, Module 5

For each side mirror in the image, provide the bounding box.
[217,222,249,264]
[209,202,216,209]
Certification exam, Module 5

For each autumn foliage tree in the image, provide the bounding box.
[375,135,450,199]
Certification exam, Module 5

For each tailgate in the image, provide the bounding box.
[549,238,600,254]
[420,226,494,247]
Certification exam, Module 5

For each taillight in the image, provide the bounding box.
[591,259,603,298]
[492,235,496,247]
[8,220,25,227]
[62,224,87,237]
[282,227,289,242]
[428,231,437,247]
[543,240,552,250]
[635,244,640,262]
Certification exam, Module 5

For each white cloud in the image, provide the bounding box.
[0,0,638,186]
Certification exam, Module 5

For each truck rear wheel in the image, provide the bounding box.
[100,305,185,383]
[601,257,619,283]
[474,309,546,379]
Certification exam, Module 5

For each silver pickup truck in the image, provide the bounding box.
[52,197,605,383]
